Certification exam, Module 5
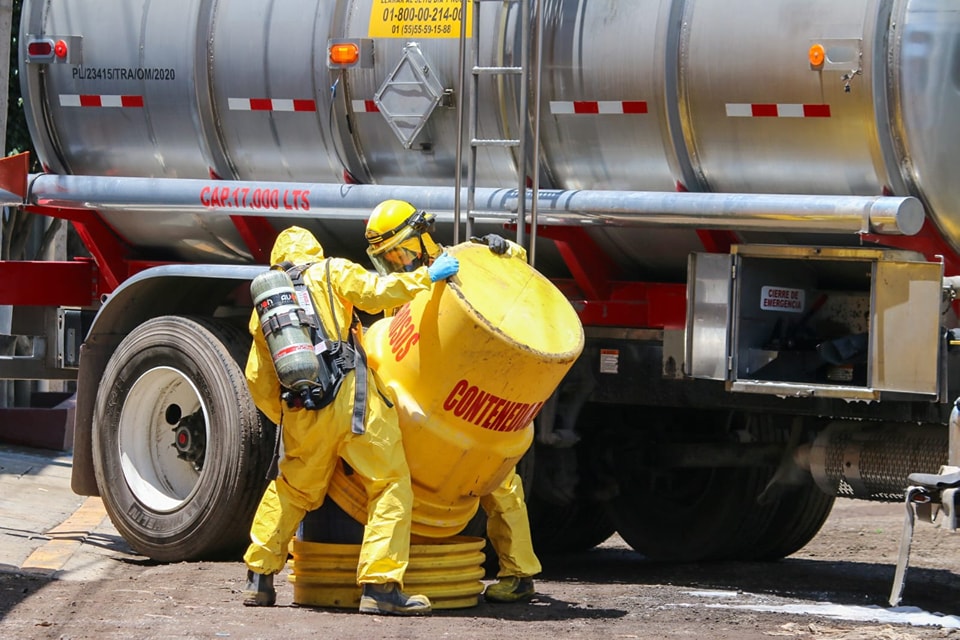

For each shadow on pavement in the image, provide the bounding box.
[539,544,960,617]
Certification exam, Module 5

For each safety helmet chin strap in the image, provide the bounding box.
[416,234,431,268]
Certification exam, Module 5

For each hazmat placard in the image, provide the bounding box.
[369,0,473,38]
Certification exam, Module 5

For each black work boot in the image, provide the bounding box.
[484,576,535,603]
[358,582,431,615]
[243,570,276,607]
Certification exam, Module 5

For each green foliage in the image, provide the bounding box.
[7,0,34,165]
[3,0,53,262]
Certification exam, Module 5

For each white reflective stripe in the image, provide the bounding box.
[352,99,378,112]
[551,100,649,114]
[597,101,622,114]
[777,103,805,117]
[59,94,144,108]
[725,103,753,117]
[726,103,829,118]
[271,99,294,112]
[228,97,251,111]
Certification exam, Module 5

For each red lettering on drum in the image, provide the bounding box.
[441,378,543,432]
[388,303,420,361]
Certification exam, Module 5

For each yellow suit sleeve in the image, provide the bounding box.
[325,258,434,315]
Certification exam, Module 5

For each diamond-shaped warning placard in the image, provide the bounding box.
[374,43,445,148]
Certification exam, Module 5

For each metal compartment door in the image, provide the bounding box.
[871,259,942,395]
[685,252,732,380]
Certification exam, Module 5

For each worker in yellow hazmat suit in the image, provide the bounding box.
[364,199,542,603]
[242,226,460,615]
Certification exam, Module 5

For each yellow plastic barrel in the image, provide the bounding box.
[289,536,487,609]
[327,242,584,537]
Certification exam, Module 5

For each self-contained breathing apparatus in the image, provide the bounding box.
[250,260,361,414]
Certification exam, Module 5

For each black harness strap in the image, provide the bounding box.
[259,306,312,338]
[281,261,369,434]
[324,260,369,436]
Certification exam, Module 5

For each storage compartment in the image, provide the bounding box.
[686,245,943,400]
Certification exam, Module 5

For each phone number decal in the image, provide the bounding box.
[369,0,473,38]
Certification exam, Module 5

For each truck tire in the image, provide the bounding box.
[722,416,835,561]
[603,408,835,562]
[606,465,772,562]
[595,405,765,562]
[527,498,615,556]
[741,479,835,560]
[526,443,616,555]
[92,316,273,562]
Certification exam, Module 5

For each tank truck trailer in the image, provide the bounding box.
[6,0,960,602]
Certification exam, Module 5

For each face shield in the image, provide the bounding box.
[366,211,440,275]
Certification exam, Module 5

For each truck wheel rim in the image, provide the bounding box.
[117,365,208,513]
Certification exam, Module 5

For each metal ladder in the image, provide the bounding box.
[454,0,543,263]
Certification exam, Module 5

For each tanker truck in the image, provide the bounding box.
[6,0,960,569]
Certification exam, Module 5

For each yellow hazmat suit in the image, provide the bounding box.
[480,466,541,579]
[243,227,434,586]
[471,241,541,581]
[367,215,542,582]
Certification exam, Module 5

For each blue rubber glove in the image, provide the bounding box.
[428,253,459,282]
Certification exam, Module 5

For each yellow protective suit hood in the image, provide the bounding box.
[269,226,324,267]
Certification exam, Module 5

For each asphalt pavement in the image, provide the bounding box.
[0,443,123,581]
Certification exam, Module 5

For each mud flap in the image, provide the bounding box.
[889,467,960,606]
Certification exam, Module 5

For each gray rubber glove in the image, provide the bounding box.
[471,234,508,255]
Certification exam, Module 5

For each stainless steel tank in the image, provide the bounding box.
[18,0,960,276]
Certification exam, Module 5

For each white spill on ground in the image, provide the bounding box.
[670,589,960,630]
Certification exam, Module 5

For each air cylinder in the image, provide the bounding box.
[326,242,585,537]
[250,268,318,391]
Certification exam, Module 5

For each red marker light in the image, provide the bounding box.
[54,39,68,59]
[27,40,53,57]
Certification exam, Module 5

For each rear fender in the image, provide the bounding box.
[72,264,263,495]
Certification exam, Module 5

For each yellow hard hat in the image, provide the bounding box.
[365,200,440,275]
[365,200,418,246]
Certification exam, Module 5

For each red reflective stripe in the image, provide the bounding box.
[622,101,648,114]
[751,104,778,117]
[121,95,144,108]
[79,95,101,107]
[274,344,313,359]
[803,104,831,117]
[293,99,316,112]
[249,98,272,111]
[573,101,599,114]
[365,100,379,112]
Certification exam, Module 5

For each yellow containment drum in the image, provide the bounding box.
[289,536,487,610]
[327,241,584,538]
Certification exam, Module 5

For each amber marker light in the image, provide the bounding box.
[808,43,825,68]
[329,42,360,67]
